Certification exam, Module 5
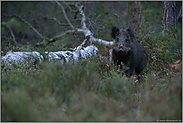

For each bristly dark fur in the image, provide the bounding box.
[126,27,135,40]
[111,26,148,77]
[111,26,120,39]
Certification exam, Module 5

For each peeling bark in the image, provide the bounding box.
[1,45,98,65]
[163,1,178,31]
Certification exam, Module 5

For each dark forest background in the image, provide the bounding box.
[1,1,182,121]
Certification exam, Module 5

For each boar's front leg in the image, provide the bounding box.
[127,66,135,77]
[112,49,120,65]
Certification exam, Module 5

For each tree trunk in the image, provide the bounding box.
[163,1,178,31]
[129,1,142,32]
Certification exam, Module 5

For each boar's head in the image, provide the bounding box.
[111,26,135,56]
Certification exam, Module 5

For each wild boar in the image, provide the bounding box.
[111,26,148,77]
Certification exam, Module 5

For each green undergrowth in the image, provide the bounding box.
[1,55,182,121]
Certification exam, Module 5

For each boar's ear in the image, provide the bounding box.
[111,26,120,39]
[126,27,135,39]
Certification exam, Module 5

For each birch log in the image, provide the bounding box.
[1,45,98,65]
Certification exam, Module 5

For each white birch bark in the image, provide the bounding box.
[1,45,98,65]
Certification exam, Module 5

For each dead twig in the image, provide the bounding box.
[43,16,81,26]
[55,1,75,30]
[2,13,48,40]
[44,17,62,26]
[77,39,87,51]
[48,30,77,44]
[7,27,19,46]
[77,5,87,29]
[62,1,79,13]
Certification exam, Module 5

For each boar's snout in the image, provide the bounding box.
[117,44,128,55]
[118,46,124,54]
